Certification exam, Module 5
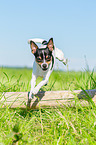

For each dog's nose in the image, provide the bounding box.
[41,63,48,70]
[42,64,47,68]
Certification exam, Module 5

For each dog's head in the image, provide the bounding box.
[30,38,54,71]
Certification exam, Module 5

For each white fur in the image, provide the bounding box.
[28,38,67,100]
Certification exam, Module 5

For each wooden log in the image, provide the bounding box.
[0,89,96,109]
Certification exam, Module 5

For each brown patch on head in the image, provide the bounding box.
[35,58,43,66]
[30,41,38,54]
[46,60,52,65]
[47,38,54,51]
[46,55,49,59]
[46,56,52,65]
[38,56,42,60]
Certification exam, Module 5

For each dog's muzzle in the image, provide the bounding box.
[41,63,48,71]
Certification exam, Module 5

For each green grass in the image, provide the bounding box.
[0,67,96,145]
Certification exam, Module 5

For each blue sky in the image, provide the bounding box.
[0,0,96,71]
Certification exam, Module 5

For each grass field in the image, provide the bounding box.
[0,67,96,145]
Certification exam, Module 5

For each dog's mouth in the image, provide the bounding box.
[42,68,48,71]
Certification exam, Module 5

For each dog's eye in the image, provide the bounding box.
[36,57,43,62]
[46,55,51,61]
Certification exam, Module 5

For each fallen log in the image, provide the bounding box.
[0,89,96,109]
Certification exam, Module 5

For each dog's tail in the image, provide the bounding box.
[28,38,46,44]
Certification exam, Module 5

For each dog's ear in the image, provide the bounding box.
[47,38,54,51]
[30,41,38,54]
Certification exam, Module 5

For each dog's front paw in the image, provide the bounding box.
[29,92,34,100]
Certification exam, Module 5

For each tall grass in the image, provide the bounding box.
[0,67,96,145]
[0,67,96,92]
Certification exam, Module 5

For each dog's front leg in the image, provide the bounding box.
[29,73,36,100]
[32,78,49,95]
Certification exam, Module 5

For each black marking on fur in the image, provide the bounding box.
[42,40,48,45]
[51,55,54,70]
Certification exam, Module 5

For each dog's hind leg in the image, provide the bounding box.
[55,47,68,65]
